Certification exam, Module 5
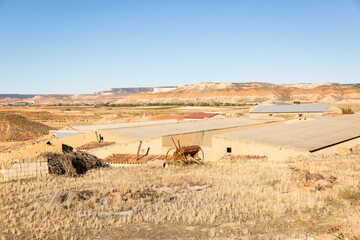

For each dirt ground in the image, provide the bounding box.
[0,112,52,141]
[1,153,360,239]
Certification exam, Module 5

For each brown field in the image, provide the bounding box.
[1,153,360,239]
[0,105,249,126]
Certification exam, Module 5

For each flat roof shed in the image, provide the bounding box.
[213,114,360,160]
[251,104,331,114]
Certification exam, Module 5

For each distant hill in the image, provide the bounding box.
[0,94,36,99]
[118,82,360,104]
[96,86,177,95]
[1,82,360,105]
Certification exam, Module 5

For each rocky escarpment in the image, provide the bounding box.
[117,82,360,104]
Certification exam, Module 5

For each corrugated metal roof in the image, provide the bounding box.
[184,113,218,119]
[216,114,360,151]
[251,104,331,113]
[101,118,262,140]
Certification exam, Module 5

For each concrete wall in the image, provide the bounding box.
[212,135,360,161]
[60,131,134,149]
[325,105,342,114]
[212,136,310,161]
[97,131,135,143]
[88,137,163,159]
[0,140,62,166]
[0,157,49,182]
[59,132,98,148]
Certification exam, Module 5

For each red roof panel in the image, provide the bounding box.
[184,113,218,119]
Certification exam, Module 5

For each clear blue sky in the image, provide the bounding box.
[0,0,359,94]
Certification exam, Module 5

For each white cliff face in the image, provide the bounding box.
[152,87,178,93]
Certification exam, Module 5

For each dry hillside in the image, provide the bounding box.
[118,82,360,104]
[2,82,360,106]
[0,112,52,141]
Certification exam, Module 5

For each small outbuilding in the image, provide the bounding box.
[250,103,341,118]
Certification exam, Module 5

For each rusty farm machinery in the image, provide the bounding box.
[164,137,204,166]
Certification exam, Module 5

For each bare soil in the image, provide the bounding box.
[0,112,52,141]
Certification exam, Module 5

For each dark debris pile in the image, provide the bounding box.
[41,151,109,177]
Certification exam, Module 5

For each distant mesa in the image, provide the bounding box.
[1,82,360,106]
[96,86,178,95]
[0,94,36,99]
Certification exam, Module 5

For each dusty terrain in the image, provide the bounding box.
[1,153,360,239]
[0,105,247,130]
[0,112,52,142]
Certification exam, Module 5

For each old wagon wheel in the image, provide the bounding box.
[165,148,183,166]
[193,147,204,164]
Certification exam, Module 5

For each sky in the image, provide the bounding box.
[0,0,359,94]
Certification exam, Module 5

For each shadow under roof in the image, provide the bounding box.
[101,118,262,140]
[216,114,360,152]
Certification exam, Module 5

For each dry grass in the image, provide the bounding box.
[1,154,360,239]
[0,112,52,141]
[77,142,115,150]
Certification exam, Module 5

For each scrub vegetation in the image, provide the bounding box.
[1,153,360,239]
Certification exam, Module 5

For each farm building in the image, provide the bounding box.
[50,119,179,139]
[250,103,341,118]
[213,114,360,161]
[79,118,282,159]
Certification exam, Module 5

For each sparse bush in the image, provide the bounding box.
[339,185,360,201]
[342,108,354,114]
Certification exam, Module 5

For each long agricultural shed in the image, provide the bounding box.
[213,114,360,160]
[249,103,341,118]
[87,118,282,159]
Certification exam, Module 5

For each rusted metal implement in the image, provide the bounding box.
[165,137,204,166]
